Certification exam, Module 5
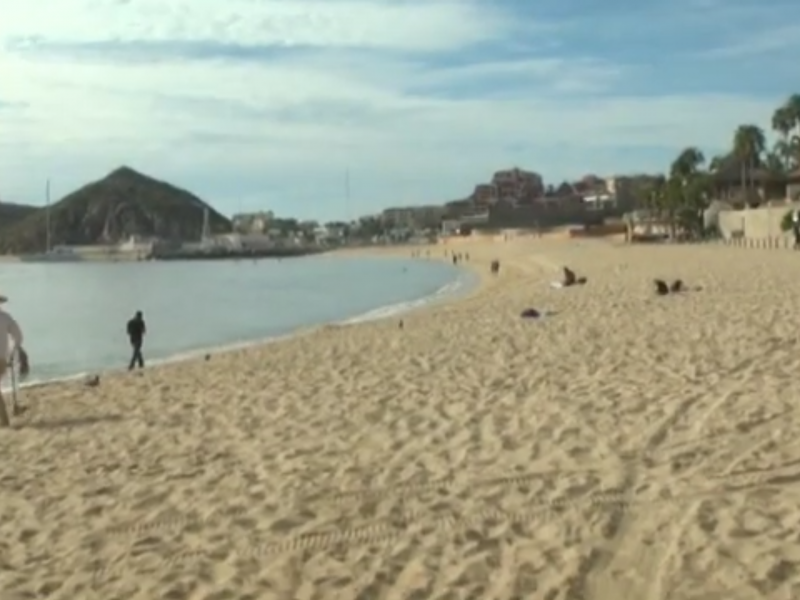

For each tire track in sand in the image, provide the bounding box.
[645,374,784,600]
[587,353,767,599]
[85,472,800,587]
[104,465,609,537]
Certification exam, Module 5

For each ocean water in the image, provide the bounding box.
[0,255,477,385]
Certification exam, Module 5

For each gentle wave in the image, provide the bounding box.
[341,273,471,324]
[1,263,478,394]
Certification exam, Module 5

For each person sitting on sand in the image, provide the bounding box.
[654,279,671,295]
[0,294,29,415]
[551,267,587,289]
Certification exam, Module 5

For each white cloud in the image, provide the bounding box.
[0,0,790,217]
[0,0,516,51]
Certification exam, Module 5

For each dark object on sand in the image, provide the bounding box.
[563,267,588,287]
[205,354,211,361]
[655,278,696,296]
[520,308,541,318]
[654,279,670,295]
[490,260,500,275]
[398,319,404,330]
[653,279,670,296]
[85,374,100,387]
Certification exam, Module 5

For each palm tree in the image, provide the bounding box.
[791,137,800,170]
[773,139,799,171]
[772,105,794,170]
[785,94,800,126]
[764,148,785,175]
[709,154,728,173]
[665,148,713,237]
[777,95,800,170]
[732,124,766,194]
[670,147,705,180]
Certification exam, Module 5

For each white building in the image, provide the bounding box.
[214,233,275,251]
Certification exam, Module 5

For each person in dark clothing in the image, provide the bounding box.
[126,310,146,370]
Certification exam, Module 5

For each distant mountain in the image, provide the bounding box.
[0,167,232,254]
[0,201,38,233]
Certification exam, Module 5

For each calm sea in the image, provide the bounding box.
[1,255,476,385]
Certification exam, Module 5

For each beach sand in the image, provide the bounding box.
[3,238,800,599]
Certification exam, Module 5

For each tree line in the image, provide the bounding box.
[635,94,800,237]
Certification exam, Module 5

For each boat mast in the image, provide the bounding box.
[345,167,351,240]
[201,207,210,242]
[45,178,51,252]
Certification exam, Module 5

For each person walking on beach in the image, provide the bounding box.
[126,310,146,370]
[792,209,800,249]
[0,294,29,421]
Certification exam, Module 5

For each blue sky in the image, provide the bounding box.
[0,0,797,221]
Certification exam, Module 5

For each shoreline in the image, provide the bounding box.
[5,237,798,597]
[3,248,483,392]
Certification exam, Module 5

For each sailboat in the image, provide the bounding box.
[21,179,81,262]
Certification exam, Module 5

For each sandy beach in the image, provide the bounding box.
[2,238,800,599]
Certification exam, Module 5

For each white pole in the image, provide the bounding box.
[345,168,351,221]
[45,178,51,252]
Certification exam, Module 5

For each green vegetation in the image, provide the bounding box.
[634,94,800,238]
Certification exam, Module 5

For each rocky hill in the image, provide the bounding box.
[0,202,38,233]
[0,167,232,254]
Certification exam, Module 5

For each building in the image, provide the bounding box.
[214,233,276,251]
[470,184,497,206]
[440,211,490,236]
[232,211,274,234]
[381,205,446,228]
[570,174,606,196]
[490,168,545,204]
[583,193,615,210]
[604,176,626,196]
[604,174,663,210]
[314,224,346,244]
[117,235,158,255]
